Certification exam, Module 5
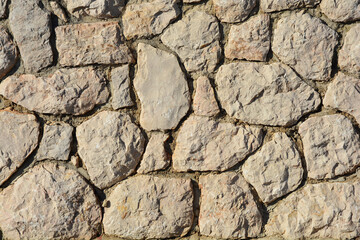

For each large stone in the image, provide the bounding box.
[0,67,109,115]
[0,0,7,18]
[261,0,320,12]
[111,65,134,109]
[320,0,360,23]
[173,116,263,171]
[134,43,190,131]
[272,12,338,81]
[103,175,194,239]
[0,163,102,239]
[0,27,17,78]
[213,0,256,23]
[76,111,145,189]
[193,76,219,117]
[242,133,303,203]
[338,24,360,76]
[215,62,321,126]
[199,172,262,238]
[63,0,126,18]
[299,114,360,179]
[161,11,221,73]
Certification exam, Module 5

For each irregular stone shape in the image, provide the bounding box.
[0,163,102,239]
[49,1,68,22]
[64,0,125,18]
[134,43,190,131]
[56,22,133,67]
[338,24,360,76]
[173,116,263,171]
[272,12,338,81]
[76,111,145,189]
[320,0,360,22]
[225,14,270,61]
[0,0,7,18]
[213,0,256,23]
[161,11,221,73]
[193,76,219,117]
[266,181,360,239]
[103,175,194,239]
[199,172,262,238]
[242,133,303,203]
[9,0,53,72]
[215,62,321,126]
[0,67,109,115]
[111,65,134,109]
[261,0,320,12]
[0,111,39,185]
[299,114,360,179]
[0,27,17,78]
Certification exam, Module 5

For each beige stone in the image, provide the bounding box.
[193,76,219,117]
[0,0,7,18]
[338,24,360,76]
[111,65,134,109]
[213,0,256,23]
[183,0,201,2]
[0,27,18,78]
[49,1,68,22]
[64,0,126,18]
[320,0,360,22]
[261,0,320,12]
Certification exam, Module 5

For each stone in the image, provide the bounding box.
[49,1,68,22]
[193,76,219,117]
[63,0,126,18]
[199,172,262,238]
[103,175,193,239]
[56,22,133,67]
[76,111,145,189]
[0,162,102,239]
[0,27,18,78]
[225,14,270,61]
[0,67,109,115]
[9,0,53,72]
[161,11,221,73]
[183,0,201,2]
[215,62,321,126]
[0,0,7,18]
[261,0,320,12]
[134,43,190,131]
[298,114,360,179]
[213,0,256,23]
[173,116,263,171]
[338,24,360,76]
[0,110,39,185]
[242,133,303,203]
[111,65,134,109]
[272,12,338,81]
[320,0,360,22]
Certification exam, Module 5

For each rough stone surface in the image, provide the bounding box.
[338,24,360,76]
[183,0,201,2]
[0,67,109,115]
[216,62,321,126]
[213,0,256,23]
[320,0,360,23]
[134,43,190,131]
[0,27,17,78]
[299,114,360,179]
[103,175,194,239]
[49,1,68,22]
[173,116,263,171]
[64,0,126,18]
[242,133,303,203]
[0,0,7,18]
[261,0,320,12]
[193,76,219,117]
[272,12,338,81]
[111,65,134,109]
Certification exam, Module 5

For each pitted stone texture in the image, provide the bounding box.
[161,11,221,73]
[0,163,102,240]
[216,62,321,126]
[173,116,263,171]
[0,27,17,78]
[272,12,338,81]
[103,175,194,239]
[49,1,68,22]
[111,65,134,109]
[199,172,262,239]
[225,14,270,61]
[0,67,109,115]
[0,0,7,18]
[193,76,219,117]
[0,111,39,185]
[261,0,320,12]
[64,0,125,18]
[134,43,190,131]
[76,111,145,189]
[320,0,360,22]
[338,24,360,76]
[299,114,360,179]
[242,133,303,203]
[213,0,256,23]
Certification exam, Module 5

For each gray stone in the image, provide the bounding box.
[64,0,126,18]
[193,76,220,117]
[111,65,134,109]
[261,0,320,12]
[213,0,256,23]
[338,24,360,76]
[320,0,360,22]
[0,27,18,78]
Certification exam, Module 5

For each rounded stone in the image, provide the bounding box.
[338,23,360,76]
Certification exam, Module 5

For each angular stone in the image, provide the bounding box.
[56,22,133,67]
[261,0,320,12]
[63,0,125,18]
[173,116,263,171]
[216,62,321,126]
[103,175,193,239]
[0,110,39,185]
[320,0,360,22]
[242,133,303,203]
[272,12,338,81]
[213,0,256,23]
[111,65,133,109]
[199,172,262,238]
[0,0,7,18]
[76,111,145,189]
[0,67,109,115]
[193,76,219,117]
[299,114,360,179]
[225,14,270,61]
[161,11,221,73]
[0,27,17,78]
[134,43,190,131]
[338,24,360,76]
[49,1,68,22]
[0,163,102,240]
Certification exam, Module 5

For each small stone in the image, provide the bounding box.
[71,155,81,168]
[49,1,68,22]
[134,43,190,131]
[161,11,221,73]
[199,172,262,238]
[272,12,338,81]
[261,0,320,12]
[76,111,145,189]
[0,27,18,78]
[213,0,256,23]
[0,0,7,18]
[242,133,303,203]
[111,65,134,109]
[103,175,193,239]
[338,24,360,76]
[225,14,270,61]
[0,162,102,239]
[193,76,219,117]
[63,0,126,18]
[173,116,263,171]
[299,114,360,179]
[320,0,360,22]
[215,62,321,126]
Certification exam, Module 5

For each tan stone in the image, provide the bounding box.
[63,0,126,18]
[213,0,256,23]
[49,1,68,22]
[111,65,134,109]
[338,24,360,76]
[183,0,201,2]
[0,0,7,18]
[193,76,219,117]
[320,0,360,22]
[0,27,17,78]
[261,0,320,12]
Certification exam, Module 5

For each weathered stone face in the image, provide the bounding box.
[0,0,7,18]
[0,27,17,78]
[193,76,220,117]
[63,0,126,18]
[213,0,256,23]
[111,65,134,110]
[261,0,320,12]
[320,0,360,22]
[338,24,360,76]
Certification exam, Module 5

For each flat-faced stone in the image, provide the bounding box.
[320,0,360,22]
[338,24,360,76]
[111,65,133,109]
[64,0,125,18]
[0,0,7,18]
[103,175,194,239]
[272,12,338,81]
[213,0,256,23]
[261,0,320,12]
[216,62,321,126]
[134,43,190,131]
[0,67,109,115]
[0,27,17,78]
[173,116,263,171]
[193,76,219,117]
